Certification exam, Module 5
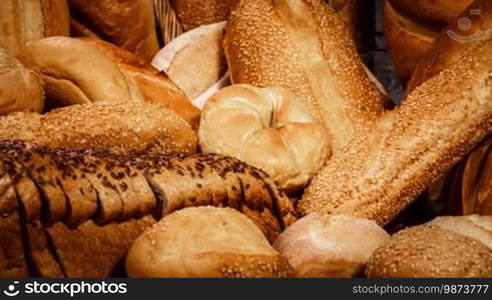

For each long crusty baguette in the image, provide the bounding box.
[0,102,197,156]
[0,0,70,57]
[224,0,388,153]
[0,140,297,277]
[299,40,492,226]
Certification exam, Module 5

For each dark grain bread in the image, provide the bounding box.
[0,140,297,277]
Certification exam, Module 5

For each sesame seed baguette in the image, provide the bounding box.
[0,102,197,156]
[0,141,297,277]
[224,0,389,153]
[299,40,492,226]
[0,0,70,57]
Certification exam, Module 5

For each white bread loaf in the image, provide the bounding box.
[199,85,329,192]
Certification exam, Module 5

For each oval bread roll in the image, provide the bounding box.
[19,36,144,109]
[0,47,44,114]
[199,85,329,192]
[0,102,197,156]
[274,214,389,278]
[389,0,473,24]
[126,207,293,278]
[170,0,238,31]
[366,225,492,278]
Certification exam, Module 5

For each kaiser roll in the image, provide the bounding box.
[126,207,293,278]
[0,0,70,57]
[199,84,329,192]
[0,47,44,114]
[225,0,388,153]
[19,36,144,109]
[366,224,492,278]
[274,214,389,277]
[68,0,160,62]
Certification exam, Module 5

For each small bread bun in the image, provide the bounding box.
[0,48,44,114]
[383,0,439,82]
[126,207,292,278]
[68,0,160,62]
[0,0,70,57]
[426,215,492,249]
[366,225,492,278]
[80,38,201,129]
[152,22,227,102]
[273,214,389,277]
[199,84,329,192]
[19,36,144,109]
[0,102,197,155]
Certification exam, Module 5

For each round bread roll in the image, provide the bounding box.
[0,47,44,115]
[19,36,144,109]
[273,214,389,278]
[199,84,329,192]
[0,102,197,155]
[0,0,70,57]
[126,206,293,278]
[383,0,439,83]
[389,0,473,25]
[68,0,160,62]
[426,215,492,249]
[170,0,238,31]
[152,22,228,103]
[366,225,492,278]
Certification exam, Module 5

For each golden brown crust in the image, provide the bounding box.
[0,48,44,114]
[389,0,473,24]
[68,0,160,62]
[19,36,144,109]
[273,214,389,278]
[366,225,492,278]
[0,0,70,57]
[199,85,329,192]
[383,0,439,82]
[79,38,201,129]
[224,0,387,153]
[126,207,293,278]
[170,0,238,31]
[408,0,492,92]
[427,215,492,249]
[299,41,492,226]
[0,102,198,156]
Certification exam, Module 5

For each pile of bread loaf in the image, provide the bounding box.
[0,0,490,278]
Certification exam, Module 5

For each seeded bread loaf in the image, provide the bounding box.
[0,102,197,156]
